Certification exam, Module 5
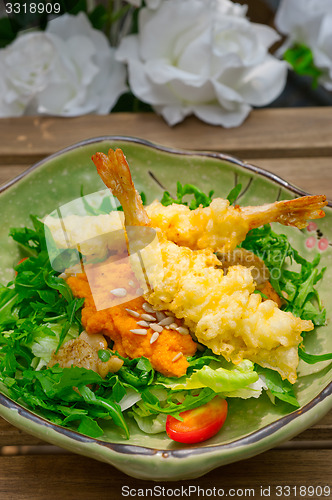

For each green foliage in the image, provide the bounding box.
[0,17,19,48]
[241,224,330,365]
[0,185,329,439]
[161,182,214,210]
[284,44,323,88]
[227,184,242,205]
[241,224,326,325]
[88,4,108,30]
[255,366,300,407]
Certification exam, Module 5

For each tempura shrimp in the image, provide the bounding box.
[91,149,314,383]
[146,194,327,253]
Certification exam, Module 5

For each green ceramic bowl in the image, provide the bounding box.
[0,137,331,480]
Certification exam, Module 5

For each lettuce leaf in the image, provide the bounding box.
[26,323,80,369]
[158,360,259,395]
[132,412,167,434]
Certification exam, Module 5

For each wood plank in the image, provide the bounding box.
[0,417,45,446]
[0,109,332,162]
[0,450,331,499]
[1,411,331,447]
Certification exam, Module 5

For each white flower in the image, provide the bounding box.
[0,12,128,117]
[116,0,287,127]
[275,0,332,90]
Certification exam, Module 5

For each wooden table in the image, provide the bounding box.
[0,110,331,500]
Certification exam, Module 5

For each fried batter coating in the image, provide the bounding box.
[91,149,317,383]
[146,194,327,252]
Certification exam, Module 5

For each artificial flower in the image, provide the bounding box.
[275,0,332,90]
[0,12,127,117]
[116,0,287,127]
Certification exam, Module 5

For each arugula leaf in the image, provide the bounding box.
[43,272,74,303]
[79,385,129,438]
[160,182,244,210]
[241,224,326,326]
[0,365,131,438]
[227,184,242,205]
[77,416,104,438]
[255,366,299,407]
[161,182,214,210]
[298,348,332,364]
[0,287,19,328]
[141,386,216,419]
[117,356,154,387]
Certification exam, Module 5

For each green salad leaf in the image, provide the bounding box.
[161,181,214,210]
[298,348,332,364]
[255,366,300,407]
[227,183,242,205]
[117,356,155,388]
[140,386,216,419]
[241,224,326,326]
[158,360,258,394]
[0,181,329,440]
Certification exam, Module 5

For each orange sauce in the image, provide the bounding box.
[66,255,197,377]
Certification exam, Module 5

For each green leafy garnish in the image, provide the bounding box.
[0,365,130,438]
[161,182,214,210]
[141,386,216,419]
[255,366,300,407]
[241,224,326,325]
[298,348,332,365]
[227,183,242,205]
[0,180,329,440]
[117,356,155,388]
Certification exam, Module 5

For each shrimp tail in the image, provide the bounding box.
[241,195,327,230]
[91,149,150,227]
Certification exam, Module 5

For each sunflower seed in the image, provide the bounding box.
[150,332,159,344]
[142,302,155,313]
[158,316,174,326]
[150,324,163,333]
[110,288,127,297]
[58,272,69,280]
[172,352,183,362]
[156,311,166,322]
[130,329,148,335]
[137,320,150,327]
[125,308,140,318]
[141,313,156,322]
[176,327,189,335]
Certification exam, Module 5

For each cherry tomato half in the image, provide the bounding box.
[166,397,228,444]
